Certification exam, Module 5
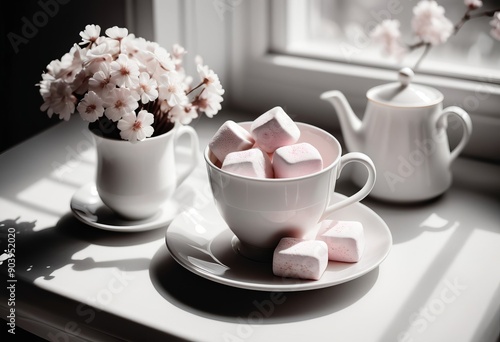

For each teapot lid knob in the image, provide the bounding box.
[398,67,414,87]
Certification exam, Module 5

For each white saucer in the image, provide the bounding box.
[70,183,180,232]
[166,193,392,292]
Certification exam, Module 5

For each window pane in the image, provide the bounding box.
[277,0,500,81]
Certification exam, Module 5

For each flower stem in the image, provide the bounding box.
[413,43,431,70]
[186,81,204,96]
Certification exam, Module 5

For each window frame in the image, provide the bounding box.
[229,0,500,161]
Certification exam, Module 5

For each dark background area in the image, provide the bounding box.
[1,0,128,154]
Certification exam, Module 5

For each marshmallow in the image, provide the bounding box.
[250,107,300,153]
[273,237,328,280]
[273,143,323,178]
[209,120,255,163]
[221,148,274,178]
[316,220,365,262]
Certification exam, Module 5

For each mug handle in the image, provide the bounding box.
[320,152,376,221]
[437,106,473,162]
[174,125,200,187]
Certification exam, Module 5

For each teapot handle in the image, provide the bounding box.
[437,106,473,162]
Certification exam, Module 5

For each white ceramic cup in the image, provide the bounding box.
[204,122,376,261]
[92,124,199,220]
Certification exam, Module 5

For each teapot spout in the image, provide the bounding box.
[320,90,362,152]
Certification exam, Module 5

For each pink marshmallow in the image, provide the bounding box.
[221,148,274,178]
[250,107,300,153]
[209,120,255,163]
[273,143,323,178]
[316,220,365,263]
[273,237,328,280]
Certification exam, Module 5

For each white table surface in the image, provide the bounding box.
[0,110,499,342]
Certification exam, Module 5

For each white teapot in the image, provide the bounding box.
[320,68,472,202]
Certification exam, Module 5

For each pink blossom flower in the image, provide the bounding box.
[490,12,500,41]
[370,20,407,60]
[197,64,225,96]
[194,92,223,118]
[110,54,140,88]
[47,44,84,83]
[40,79,77,121]
[171,44,187,71]
[464,0,482,9]
[411,0,454,45]
[79,24,101,46]
[77,91,104,122]
[105,26,129,41]
[169,104,198,125]
[104,88,139,121]
[117,110,154,142]
[88,62,115,96]
[158,72,188,106]
[136,72,158,103]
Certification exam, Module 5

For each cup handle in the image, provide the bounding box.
[174,125,200,187]
[320,152,376,221]
[437,106,473,162]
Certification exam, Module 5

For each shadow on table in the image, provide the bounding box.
[0,213,165,282]
[149,245,379,323]
[336,157,500,342]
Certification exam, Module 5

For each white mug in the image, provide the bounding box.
[92,124,199,220]
[204,122,376,261]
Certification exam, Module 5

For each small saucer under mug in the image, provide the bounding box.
[70,182,179,232]
[165,193,392,292]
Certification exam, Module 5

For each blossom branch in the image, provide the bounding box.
[370,1,500,72]
[411,5,500,69]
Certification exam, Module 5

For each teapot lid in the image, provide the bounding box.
[367,68,443,107]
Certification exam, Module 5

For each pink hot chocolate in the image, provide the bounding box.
[273,142,323,178]
[272,237,328,280]
[221,148,274,178]
[316,220,365,263]
[209,120,255,163]
[250,107,300,153]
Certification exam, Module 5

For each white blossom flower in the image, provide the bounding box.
[370,19,407,60]
[197,64,225,96]
[105,26,129,41]
[171,44,187,71]
[158,72,188,106]
[40,79,77,121]
[490,12,500,41]
[88,62,115,96]
[169,104,198,125]
[37,73,54,100]
[77,91,104,122]
[47,44,84,83]
[117,110,154,142]
[464,0,482,9]
[93,36,120,57]
[136,72,158,103]
[152,46,175,72]
[79,24,101,46]
[110,54,140,88]
[86,42,113,65]
[194,92,223,118]
[411,0,454,46]
[121,35,147,61]
[104,87,139,121]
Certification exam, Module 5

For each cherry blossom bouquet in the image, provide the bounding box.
[37,25,224,142]
[370,0,500,69]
